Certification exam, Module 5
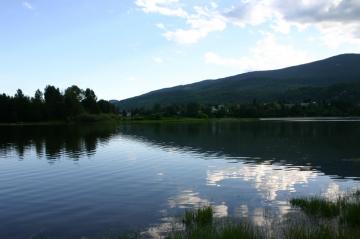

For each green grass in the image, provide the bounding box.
[167,206,262,239]
[340,203,360,227]
[183,206,213,227]
[283,225,336,239]
[290,197,341,218]
[290,191,360,227]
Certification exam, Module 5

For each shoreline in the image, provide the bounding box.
[2,116,360,126]
[0,121,69,126]
[260,116,360,122]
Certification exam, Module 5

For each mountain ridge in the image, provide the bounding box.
[113,53,360,110]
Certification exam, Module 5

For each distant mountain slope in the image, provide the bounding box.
[114,54,360,110]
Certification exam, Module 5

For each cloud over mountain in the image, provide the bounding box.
[135,0,360,47]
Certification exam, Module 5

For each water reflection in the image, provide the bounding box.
[143,190,229,238]
[119,121,360,179]
[116,121,360,237]
[207,163,317,200]
[2,121,360,179]
[144,167,354,238]
[0,121,360,238]
[168,190,228,217]
[0,123,120,160]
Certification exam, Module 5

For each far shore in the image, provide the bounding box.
[0,121,68,126]
[101,115,360,124]
[260,116,360,122]
[0,117,256,126]
[2,116,360,126]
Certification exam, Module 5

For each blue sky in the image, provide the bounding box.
[1,0,359,100]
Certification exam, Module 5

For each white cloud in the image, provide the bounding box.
[225,0,273,27]
[164,6,227,44]
[210,2,218,9]
[224,0,360,48]
[136,1,226,44]
[317,22,360,48]
[22,1,33,10]
[136,0,360,48]
[205,34,313,71]
[153,57,164,63]
[155,23,166,30]
[135,0,187,17]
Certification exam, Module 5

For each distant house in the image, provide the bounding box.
[211,106,218,113]
[300,103,310,107]
[211,105,226,113]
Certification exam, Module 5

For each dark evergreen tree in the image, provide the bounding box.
[64,85,84,117]
[44,85,65,120]
[82,88,99,114]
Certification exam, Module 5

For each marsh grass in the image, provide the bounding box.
[167,206,263,239]
[340,202,360,227]
[183,206,213,227]
[169,221,261,239]
[290,198,341,218]
[283,225,334,239]
[290,190,360,228]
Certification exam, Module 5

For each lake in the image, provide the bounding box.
[0,120,360,239]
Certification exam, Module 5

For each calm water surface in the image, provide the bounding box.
[0,120,360,238]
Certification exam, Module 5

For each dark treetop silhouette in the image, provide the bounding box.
[0,85,117,123]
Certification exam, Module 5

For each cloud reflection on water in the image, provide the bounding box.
[143,190,229,238]
[168,190,228,218]
[207,163,318,200]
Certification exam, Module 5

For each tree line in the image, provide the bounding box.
[0,85,117,123]
[125,100,360,119]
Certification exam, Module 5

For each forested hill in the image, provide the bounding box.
[113,54,360,110]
